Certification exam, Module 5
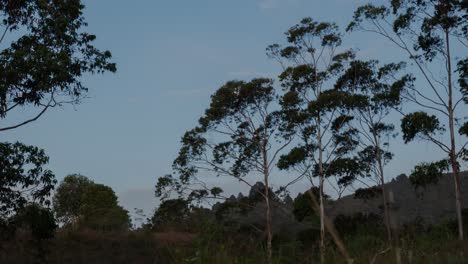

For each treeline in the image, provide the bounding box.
[0,0,466,264]
[1,173,131,236]
[155,1,467,263]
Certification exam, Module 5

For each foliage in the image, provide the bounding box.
[155,74,296,264]
[348,0,467,238]
[0,0,116,130]
[353,186,381,200]
[79,183,131,231]
[52,175,130,231]
[409,160,450,189]
[334,213,383,237]
[13,203,57,240]
[336,59,411,176]
[150,198,190,231]
[2,213,468,263]
[292,187,328,222]
[53,174,93,225]
[269,18,361,197]
[157,78,290,206]
[401,111,445,143]
[0,142,56,218]
[248,181,279,204]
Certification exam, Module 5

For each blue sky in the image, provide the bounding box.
[3,0,465,218]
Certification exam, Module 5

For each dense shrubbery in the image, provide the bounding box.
[334,213,383,237]
[1,214,467,263]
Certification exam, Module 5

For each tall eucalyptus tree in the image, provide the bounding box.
[156,79,293,264]
[335,59,413,242]
[267,18,361,261]
[348,0,468,239]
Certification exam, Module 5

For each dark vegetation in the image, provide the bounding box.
[0,0,467,263]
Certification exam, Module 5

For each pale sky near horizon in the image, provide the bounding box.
[2,0,466,220]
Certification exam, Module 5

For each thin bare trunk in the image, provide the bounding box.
[317,119,325,263]
[319,176,325,263]
[372,131,392,242]
[378,156,392,242]
[445,28,464,240]
[388,191,401,264]
[262,140,273,264]
[306,189,353,264]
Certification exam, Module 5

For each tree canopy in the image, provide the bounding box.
[0,0,116,131]
[0,142,56,218]
[53,175,130,231]
[53,174,93,225]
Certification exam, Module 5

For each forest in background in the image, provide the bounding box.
[0,0,467,263]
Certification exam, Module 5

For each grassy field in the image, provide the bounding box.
[1,219,468,264]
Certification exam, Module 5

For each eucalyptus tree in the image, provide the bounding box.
[335,60,414,242]
[348,0,468,239]
[156,78,294,264]
[0,0,116,131]
[267,18,361,261]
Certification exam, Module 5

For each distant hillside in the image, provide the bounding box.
[212,172,468,236]
[328,171,468,225]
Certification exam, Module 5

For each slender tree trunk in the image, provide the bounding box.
[372,132,392,242]
[445,28,464,240]
[378,153,392,242]
[317,119,325,263]
[262,140,273,264]
[319,174,325,263]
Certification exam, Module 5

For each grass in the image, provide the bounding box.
[1,218,468,264]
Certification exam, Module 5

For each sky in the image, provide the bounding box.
[2,0,466,219]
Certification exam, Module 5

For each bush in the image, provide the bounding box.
[334,213,383,237]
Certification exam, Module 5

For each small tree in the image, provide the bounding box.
[150,198,190,231]
[0,0,116,131]
[335,59,413,242]
[12,203,57,263]
[0,142,56,219]
[79,183,131,231]
[156,78,294,264]
[268,18,360,261]
[53,175,130,231]
[53,174,93,226]
[13,203,57,240]
[348,0,468,240]
[293,187,328,223]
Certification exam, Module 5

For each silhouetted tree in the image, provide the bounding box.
[12,203,57,264]
[156,78,294,264]
[335,59,413,242]
[408,160,450,189]
[13,203,57,240]
[79,183,131,231]
[0,0,116,131]
[52,175,130,231]
[53,174,93,226]
[0,142,56,219]
[268,18,360,260]
[293,187,328,222]
[348,0,468,240]
[150,198,190,231]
